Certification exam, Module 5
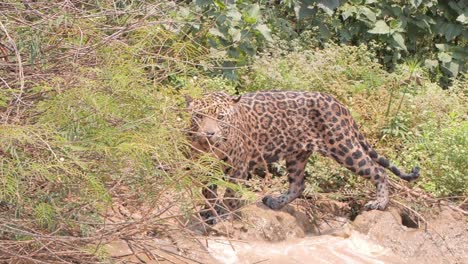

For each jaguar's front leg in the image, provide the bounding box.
[221,168,248,221]
[200,184,224,225]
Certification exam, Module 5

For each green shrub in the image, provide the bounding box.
[414,120,467,197]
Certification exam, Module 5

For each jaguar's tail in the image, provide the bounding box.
[354,123,420,181]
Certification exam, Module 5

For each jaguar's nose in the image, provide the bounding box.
[205,131,215,138]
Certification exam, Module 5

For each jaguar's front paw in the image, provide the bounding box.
[199,210,218,225]
[364,200,387,211]
[199,202,229,225]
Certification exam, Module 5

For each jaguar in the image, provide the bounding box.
[186,91,419,223]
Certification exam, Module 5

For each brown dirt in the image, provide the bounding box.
[103,195,468,264]
[193,199,467,264]
[352,207,468,264]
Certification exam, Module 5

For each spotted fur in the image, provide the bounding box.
[186,91,420,223]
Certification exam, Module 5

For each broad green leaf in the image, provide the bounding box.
[209,27,225,39]
[441,61,460,77]
[341,5,356,20]
[226,7,242,22]
[392,33,407,51]
[245,3,260,24]
[317,0,341,16]
[435,43,449,51]
[390,20,405,32]
[410,0,423,8]
[424,59,439,69]
[451,46,468,60]
[295,1,316,20]
[411,18,431,32]
[368,20,390,34]
[239,42,256,56]
[255,24,273,42]
[228,28,241,42]
[448,1,463,14]
[438,52,452,63]
[444,23,462,41]
[359,6,376,23]
[319,23,332,39]
[213,0,226,9]
[195,0,213,7]
[456,11,467,24]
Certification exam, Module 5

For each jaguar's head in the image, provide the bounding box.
[185,92,242,156]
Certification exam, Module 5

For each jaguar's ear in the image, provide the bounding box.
[184,94,193,108]
[231,95,242,103]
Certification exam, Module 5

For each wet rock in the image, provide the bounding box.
[210,202,312,242]
[352,206,468,264]
[204,199,352,242]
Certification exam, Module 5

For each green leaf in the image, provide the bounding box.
[392,33,407,51]
[317,0,341,16]
[341,5,356,20]
[438,52,452,63]
[451,46,468,60]
[228,28,241,42]
[226,7,242,22]
[410,0,423,8]
[209,27,225,39]
[390,19,405,32]
[359,6,376,23]
[456,11,467,24]
[195,0,213,7]
[444,23,462,41]
[245,3,260,24]
[213,0,226,9]
[255,24,273,42]
[424,59,438,69]
[448,1,463,14]
[368,20,390,34]
[411,18,431,32]
[441,61,460,77]
[435,44,449,51]
[295,1,317,20]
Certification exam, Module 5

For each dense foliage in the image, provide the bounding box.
[177,0,466,83]
[0,0,466,261]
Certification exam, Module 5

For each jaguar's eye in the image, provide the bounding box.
[217,113,225,120]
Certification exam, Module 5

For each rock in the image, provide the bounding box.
[198,198,352,242]
[208,202,312,242]
[351,206,468,264]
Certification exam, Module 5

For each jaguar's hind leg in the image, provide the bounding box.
[329,142,389,210]
[262,153,310,210]
[357,161,389,210]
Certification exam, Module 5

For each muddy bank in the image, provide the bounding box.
[353,207,468,264]
[196,201,468,264]
[105,198,467,264]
